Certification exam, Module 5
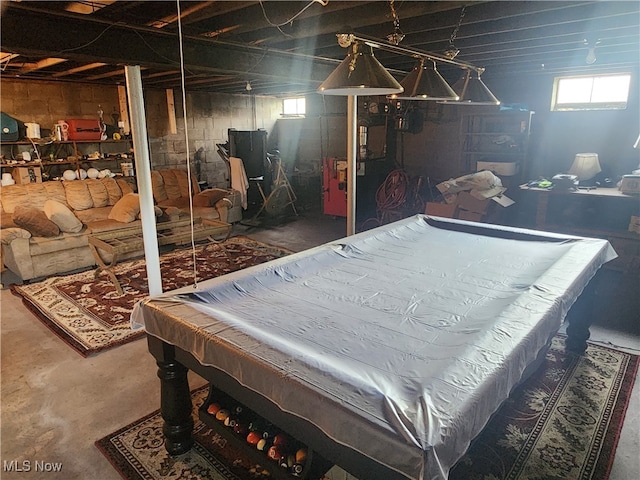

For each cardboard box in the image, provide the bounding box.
[457,210,484,222]
[477,161,518,176]
[456,191,490,214]
[12,166,42,184]
[425,202,457,218]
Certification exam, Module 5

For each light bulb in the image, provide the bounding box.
[586,47,597,65]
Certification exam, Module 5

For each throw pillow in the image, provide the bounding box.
[193,189,228,207]
[43,200,84,233]
[12,206,60,237]
[108,193,140,223]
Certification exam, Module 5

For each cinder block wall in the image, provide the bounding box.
[143,89,282,187]
[0,79,118,128]
[1,78,281,188]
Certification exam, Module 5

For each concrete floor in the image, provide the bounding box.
[1,211,638,480]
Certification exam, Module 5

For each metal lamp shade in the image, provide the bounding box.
[318,43,403,96]
[391,60,459,101]
[452,70,500,105]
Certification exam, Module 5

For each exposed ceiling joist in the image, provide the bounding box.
[18,57,67,74]
[0,1,637,96]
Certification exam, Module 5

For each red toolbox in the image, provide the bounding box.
[66,119,103,141]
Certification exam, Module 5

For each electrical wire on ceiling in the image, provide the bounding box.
[259,0,329,37]
[45,19,200,77]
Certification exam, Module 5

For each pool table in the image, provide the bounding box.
[132,215,616,480]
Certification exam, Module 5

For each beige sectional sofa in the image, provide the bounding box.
[0,169,242,282]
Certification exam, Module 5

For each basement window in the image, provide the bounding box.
[551,73,631,111]
[283,97,306,116]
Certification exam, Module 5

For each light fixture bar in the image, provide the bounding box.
[339,33,482,72]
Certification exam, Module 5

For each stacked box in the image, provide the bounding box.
[12,166,42,184]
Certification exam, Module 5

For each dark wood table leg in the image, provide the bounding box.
[150,336,195,455]
[565,273,599,354]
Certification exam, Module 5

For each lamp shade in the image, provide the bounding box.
[390,59,459,101]
[318,42,403,96]
[568,153,601,181]
[451,70,500,105]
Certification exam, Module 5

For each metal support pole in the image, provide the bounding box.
[347,95,357,236]
[125,65,162,296]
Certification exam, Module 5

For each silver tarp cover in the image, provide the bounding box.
[132,215,616,480]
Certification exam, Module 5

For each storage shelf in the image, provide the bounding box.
[1,138,133,178]
[0,139,130,145]
[198,384,333,480]
[460,111,534,182]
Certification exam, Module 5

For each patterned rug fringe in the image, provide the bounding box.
[12,236,292,357]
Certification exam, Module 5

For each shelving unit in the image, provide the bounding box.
[460,110,535,185]
[198,384,333,480]
[0,139,133,180]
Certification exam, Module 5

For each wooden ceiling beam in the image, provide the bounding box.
[146,1,212,29]
[2,5,337,88]
[85,67,146,81]
[18,57,67,74]
[52,62,108,77]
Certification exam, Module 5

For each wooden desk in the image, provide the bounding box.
[88,217,231,294]
[519,186,638,227]
[519,186,640,273]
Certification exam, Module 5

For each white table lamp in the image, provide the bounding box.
[568,153,601,181]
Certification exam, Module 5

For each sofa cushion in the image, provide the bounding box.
[151,171,168,203]
[174,170,193,197]
[193,188,228,207]
[74,206,113,224]
[86,218,142,234]
[1,183,53,213]
[160,170,182,199]
[63,181,93,211]
[42,181,68,205]
[108,193,140,223]
[157,197,190,209]
[44,199,83,233]
[101,177,123,205]
[12,206,60,237]
[28,231,88,256]
[190,206,223,222]
[86,179,109,207]
[116,178,135,195]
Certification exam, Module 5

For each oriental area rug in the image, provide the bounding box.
[96,336,638,480]
[11,236,292,357]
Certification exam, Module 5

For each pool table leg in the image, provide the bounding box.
[565,273,599,354]
[150,336,195,455]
